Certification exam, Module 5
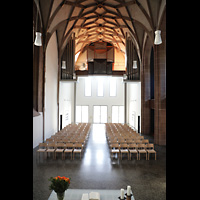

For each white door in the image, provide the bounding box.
[93,106,107,123]
[76,106,89,123]
[112,106,124,123]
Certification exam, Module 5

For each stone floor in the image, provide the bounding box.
[33,124,166,200]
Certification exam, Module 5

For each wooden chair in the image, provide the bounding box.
[146,143,156,160]
[46,143,56,159]
[55,143,65,160]
[120,143,129,160]
[37,143,47,159]
[110,143,120,159]
[142,139,149,145]
[137,144,147,160]
[46,138,54,143]
[135,139,142,144]
[73,143,83,160]
[136,136,144,140]
[64,143,74,160]
[129,143,138,160]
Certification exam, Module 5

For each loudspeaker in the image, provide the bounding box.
[60,115,62,130]
[138,116,140,133]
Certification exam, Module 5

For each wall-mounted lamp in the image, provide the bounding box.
[62,61,66,69]
[154,30,162,45]
[34,32,42,46]
[133,60,137,69]
[79,63,86,71]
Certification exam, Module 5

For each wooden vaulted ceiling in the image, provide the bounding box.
[34,0,166,61]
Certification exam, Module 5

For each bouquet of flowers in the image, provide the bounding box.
[49,176,70,193]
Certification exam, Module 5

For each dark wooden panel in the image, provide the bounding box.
[88,62,94,74]
[107,62,112,75]
[94,59,106,74]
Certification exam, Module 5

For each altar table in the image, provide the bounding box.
[48,189,135,200]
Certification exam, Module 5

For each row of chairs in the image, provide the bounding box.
[37,142,84,160]
[110,143,156,160]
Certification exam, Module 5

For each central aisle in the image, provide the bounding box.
[81,123,111,171]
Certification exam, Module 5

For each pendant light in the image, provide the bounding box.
[133,60,137,69]
[34,32,42,46]
[154,30,162,45]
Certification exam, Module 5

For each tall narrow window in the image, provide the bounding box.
[97,78,104,96]
[85,77,91,96]
[110,77,116,96]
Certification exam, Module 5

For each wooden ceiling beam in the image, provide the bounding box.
[64,0,86,9]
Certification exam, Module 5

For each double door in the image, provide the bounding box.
[93,106,107,124]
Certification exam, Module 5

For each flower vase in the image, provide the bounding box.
[56,191,65,200]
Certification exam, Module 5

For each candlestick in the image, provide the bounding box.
[121,188,124,199]
[127,185,131,196]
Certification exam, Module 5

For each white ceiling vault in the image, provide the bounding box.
[34,0,166,61]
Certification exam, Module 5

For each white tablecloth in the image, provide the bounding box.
[48,189,135,200]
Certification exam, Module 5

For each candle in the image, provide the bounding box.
[121,188,124,199]
[127,185,131,196]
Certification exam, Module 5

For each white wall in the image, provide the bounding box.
[59,81,75,128]
[33,112,43,148]
[126,82,141,131]
[44,32,58,140]
[76,76,124,123]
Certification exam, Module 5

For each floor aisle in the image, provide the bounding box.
[33,124,166,200]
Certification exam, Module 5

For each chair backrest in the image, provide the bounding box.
[120,143,128,149]
[74,143,82,149]
[66,143,74,148]
[46,138,54,143]
[39,143,47,148]
[137,143,146,149]
[137,136,144,140]
[55,143,66,149]
[129,143,138,149]
[62,139,69,143]
[135,139,142,144]
[142,139,149,144]
[146,143,154,149]
[47,143,56,149]
[111,143,119,149]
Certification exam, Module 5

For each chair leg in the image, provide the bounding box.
[155,153,156,160]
